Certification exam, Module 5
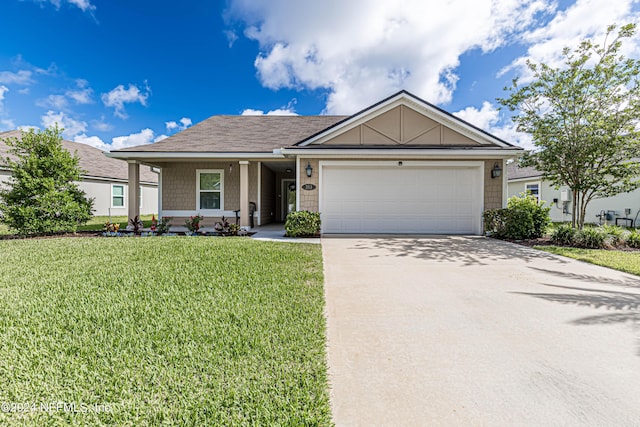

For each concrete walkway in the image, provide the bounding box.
[322,236,640,426]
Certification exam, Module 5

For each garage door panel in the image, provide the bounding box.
[321,165,482,234]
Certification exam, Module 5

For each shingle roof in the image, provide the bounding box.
[507,162,542,180]
[0,130,158,184]
[114,115,347,153]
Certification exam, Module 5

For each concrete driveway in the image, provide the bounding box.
[322,236,640,426]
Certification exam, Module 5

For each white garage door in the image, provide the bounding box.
[321,163,483,234]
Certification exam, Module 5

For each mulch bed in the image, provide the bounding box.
[0,231,257,240]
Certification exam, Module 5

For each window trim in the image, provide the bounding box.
[139,186,143,209]
[525,181,541,201]
[111,184,125,208]
[196,169,224,213]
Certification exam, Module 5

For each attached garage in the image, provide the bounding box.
[320,161,484,234]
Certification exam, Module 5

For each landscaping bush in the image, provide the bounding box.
[551,223,577,246]
[627,229,640,248]
[601,224,629,248]
[575,227,608,249]
[285,211,321,237]
[483,193,550,240]
[0,126,93,235]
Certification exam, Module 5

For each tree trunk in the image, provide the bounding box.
[579,191,588,229]
[571,189,578,228]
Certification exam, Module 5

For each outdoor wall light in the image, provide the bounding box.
[229,163,233,173]
[305,162,313,178]
[491,162,502,179]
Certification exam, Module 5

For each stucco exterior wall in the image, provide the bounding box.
[508,178,640,225]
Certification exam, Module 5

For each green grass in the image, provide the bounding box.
[536,245,640,276]
[0,238,331,425]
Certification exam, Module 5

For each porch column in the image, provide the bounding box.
[127,160,140,221]
[239,161,249,227]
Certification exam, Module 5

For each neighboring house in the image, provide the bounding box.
[0,130,158,217]
[108,91,522,235]
[507,162,640,226]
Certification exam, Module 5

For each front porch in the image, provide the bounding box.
[124,159,298,229]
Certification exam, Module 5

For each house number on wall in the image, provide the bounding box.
[302,184,316,190]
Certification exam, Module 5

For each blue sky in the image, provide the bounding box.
[0,0,638,150]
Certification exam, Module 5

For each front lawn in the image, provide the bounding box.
[536,245,640,276]
[0,238,331,425]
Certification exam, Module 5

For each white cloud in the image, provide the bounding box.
[41,110,87,139]
[241,99,298,115]
[500,0,640,79]
[165,117,192,132]
[0,85,8,106]
[74,133,108,151]
[454,101,499,130]
[75,128,162,151]
[101,82,150,119]
[36,94,68,110]
[226,0,553,113]
[66,79,93,104]
[110,128,156,150]
[154,134,169,142]
[0,70,33,85]
[0,119,15,131]
[91,116,112,132]
[36,0,95,12]
[454,101,534,149]
[241,107,298,116]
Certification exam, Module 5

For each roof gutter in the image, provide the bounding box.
[105,151,284,160]
[280,148,523,159]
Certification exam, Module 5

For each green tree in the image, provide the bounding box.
[499,24,640,228]
[0,126,93,234]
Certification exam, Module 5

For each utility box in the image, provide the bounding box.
[560,189,571,202]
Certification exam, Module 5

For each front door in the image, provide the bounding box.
[282,179,296,221]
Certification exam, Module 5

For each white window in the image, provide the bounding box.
[196,170,224,211]
[112,184,125,208]
[525,182,540,201]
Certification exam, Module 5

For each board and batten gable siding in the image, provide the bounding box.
[298,158,503,213]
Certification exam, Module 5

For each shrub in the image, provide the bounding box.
[284,211,321,237]
[627,229,640,248]
[156,216,172,234]
[601,224,628,248]
[483,193,550,240]
[185,214,204,232]
[575,227,607,249]
[551,223,577,246]
[0,126,93,234]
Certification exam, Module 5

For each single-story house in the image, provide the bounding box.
[0,130,158,217]
[108,91,522,234]
[507,162,640,226]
